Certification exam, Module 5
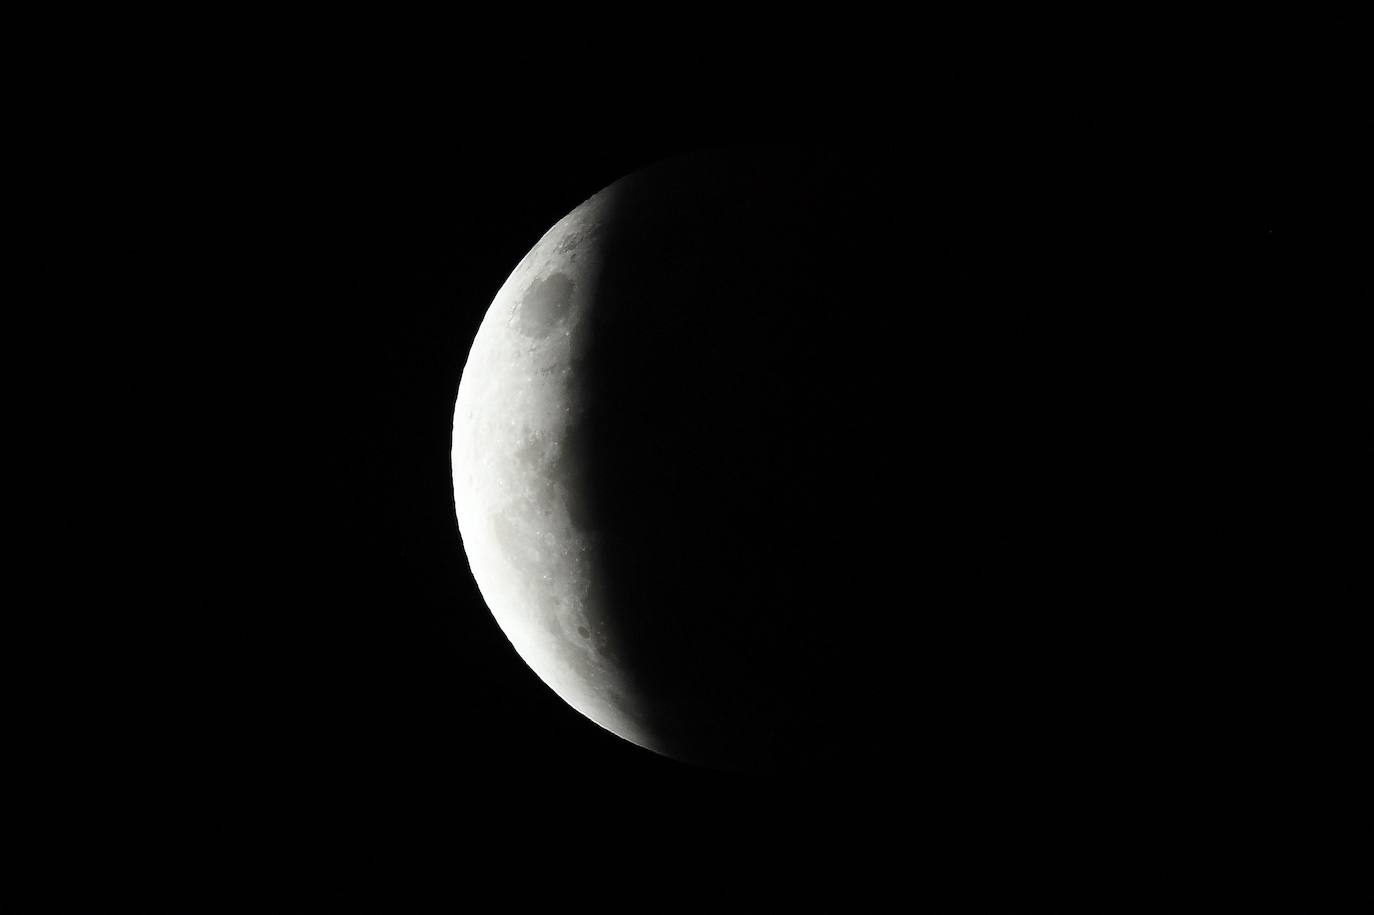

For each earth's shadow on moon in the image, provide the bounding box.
[552,150,907,771]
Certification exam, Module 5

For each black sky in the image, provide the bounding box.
[50,63,1361,889]
[12,10,1364,902]
[285,124,1309,791]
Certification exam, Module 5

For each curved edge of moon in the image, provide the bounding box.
[451,184,665,756]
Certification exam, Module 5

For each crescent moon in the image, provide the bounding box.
[451,183,663,754]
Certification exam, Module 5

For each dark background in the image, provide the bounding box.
[49,61,1365,886]
[281,125,1330,806]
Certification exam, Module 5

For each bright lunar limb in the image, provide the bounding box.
[451,183,662,754]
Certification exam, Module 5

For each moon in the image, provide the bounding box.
[450,180,667,753]
[452,152,886,769]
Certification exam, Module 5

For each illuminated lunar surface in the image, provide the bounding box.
[450,184,663,753]
[452,153,877,770]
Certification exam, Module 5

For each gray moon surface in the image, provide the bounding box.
[451,152,887,770]
[450,182,664,754]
